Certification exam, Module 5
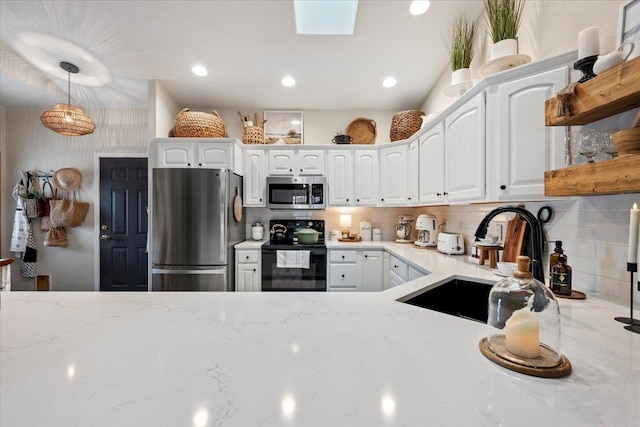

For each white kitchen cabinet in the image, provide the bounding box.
[235,249,261,292]
[407,140,419,205]
[327,249,383,292]
[419,122,446,204]
[354,150,379,206]
[268,149,324,176]
[408,266,427,281]
[361,250,384,292]
[379,144,408,205]
[383,251,390,290]
[327,150,353,206]
[389,270,404,287]
[389,255,409,281]
[154,141,234,170]
[491,67,567,200]
[243,150,266,206]
[444,92,485,202]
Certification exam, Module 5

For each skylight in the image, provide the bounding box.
[294,0,359,35]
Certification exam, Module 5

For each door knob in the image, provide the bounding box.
[100,234,110,240]
[101,224,108,231]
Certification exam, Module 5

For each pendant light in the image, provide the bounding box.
[40,61,96,136]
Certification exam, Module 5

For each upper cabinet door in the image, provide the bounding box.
[244,150,266,206]
[419,122,445,204]
[354,150,379,206]
[156,142,194,167]
[496,67,568,199]
[268,150,296,175]
[445,92,485,202]
[198,143,230,168]
[298,150,325,175]
[379,144,408,205]
[407,140,419,205]
[327,150,353,206]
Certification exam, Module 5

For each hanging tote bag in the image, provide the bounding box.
[44,227,68,247]
[23,172,45,218]
[21,223,37,278]
[50,191,89,228]
[40,183,55,231]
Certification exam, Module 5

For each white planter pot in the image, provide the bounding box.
[451,68,471,86]
[490,39,518,61]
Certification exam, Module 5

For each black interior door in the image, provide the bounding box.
[99,157,148,291]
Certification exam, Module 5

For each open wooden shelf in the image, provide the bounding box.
[545,57,640,126]
[544,155,640,196]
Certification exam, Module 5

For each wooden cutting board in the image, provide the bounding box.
[501,214,528,262]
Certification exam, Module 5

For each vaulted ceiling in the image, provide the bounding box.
[0,1,485,110]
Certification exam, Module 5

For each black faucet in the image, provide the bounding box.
[474,205,545,284]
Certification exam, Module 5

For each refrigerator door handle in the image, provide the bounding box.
[152,268,226,275]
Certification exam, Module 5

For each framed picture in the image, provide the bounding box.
[263,111,303,145]
[618,0,640,59]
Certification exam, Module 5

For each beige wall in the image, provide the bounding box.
[1,107,148,291]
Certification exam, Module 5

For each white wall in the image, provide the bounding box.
[148,80,181,139]
[421,0,624,115]
[2,107,148,291]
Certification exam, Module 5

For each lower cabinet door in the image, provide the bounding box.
[389,270,405,288]
[361,250,384,291]
[329,263,357,288]
[237,263,261,291]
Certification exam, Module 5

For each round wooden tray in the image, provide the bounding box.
[411,244,437,250]
[338,237,362,242]
[479,336,572,378]
[554,290,587,300]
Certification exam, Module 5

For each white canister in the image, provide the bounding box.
[360,221,372,241]
[330,230,340,241]
[252,223,264,241]
[372,228,382,241]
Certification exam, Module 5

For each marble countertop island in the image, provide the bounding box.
[2,244,639,426]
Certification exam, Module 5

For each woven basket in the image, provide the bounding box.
[173,108,227,138]
[242,126,264,144]
[390,110,425,141]
[346,117,377,144]
[283,137,302,144]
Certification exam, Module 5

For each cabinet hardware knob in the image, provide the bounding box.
[246,256,249,259]
[289,168,293,172]
[356,199,360,202]
[394,265,398,268]
[381,198,385,201]
[436,193,441,196]
[300,169,303,172]
[443,192,448,196]
[500,185,507,190]
[187,163,191,166]
[346,198,349,202]
[342,255,345,259]
[408,197,412,200]
[199,163,202,167]
[259,198,262,201]
[253,268,256,272]
[364,255,368,258]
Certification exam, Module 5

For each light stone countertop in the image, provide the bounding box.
[2,241,639,426]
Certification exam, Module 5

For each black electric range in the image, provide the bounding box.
[261,220,326,291]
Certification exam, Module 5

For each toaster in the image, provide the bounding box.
[437,232,465,255]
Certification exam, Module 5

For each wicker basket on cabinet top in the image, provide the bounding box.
[390,110,424,141]
[242,126,264,144]
[173,108,227,138]
[346,117,377,144]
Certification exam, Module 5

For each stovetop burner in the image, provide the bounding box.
[266,219,325,247]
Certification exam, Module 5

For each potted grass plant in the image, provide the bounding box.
[485,0,525,60]
[444,15,477,88]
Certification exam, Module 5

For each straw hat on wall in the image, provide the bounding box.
[52,168,82,191]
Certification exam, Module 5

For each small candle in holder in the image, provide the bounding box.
[578,26,600,59]
[505,307,540,359]
[629,203,640,263]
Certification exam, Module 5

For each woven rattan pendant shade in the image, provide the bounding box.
[41,62,95,136]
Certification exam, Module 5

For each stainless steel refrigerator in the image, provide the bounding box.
[151,168,244,291]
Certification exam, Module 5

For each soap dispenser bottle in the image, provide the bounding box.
[549,241,564,280]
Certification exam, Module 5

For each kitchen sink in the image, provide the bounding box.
[402,279,494,323]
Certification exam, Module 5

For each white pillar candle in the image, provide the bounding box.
[629,203,640,263]
[505,308,540,359]
[578,26,600,59]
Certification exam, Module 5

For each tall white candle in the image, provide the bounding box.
[629,203,640,263]
[505,307,540,359]
[578,26,600,59]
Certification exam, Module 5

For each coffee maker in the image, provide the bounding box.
[414,214,439,247]
[395,216,414,243]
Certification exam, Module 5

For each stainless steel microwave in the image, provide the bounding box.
[266,176,326,210]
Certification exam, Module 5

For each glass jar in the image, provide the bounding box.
[485,256,562,367]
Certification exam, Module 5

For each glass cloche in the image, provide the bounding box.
[480,256,571,377]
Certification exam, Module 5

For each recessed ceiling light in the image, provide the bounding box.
[409,1,430,15]
[281,76,296,87]
[382,77,397,88]
[191,65,207,76]
[294,0,359,35]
